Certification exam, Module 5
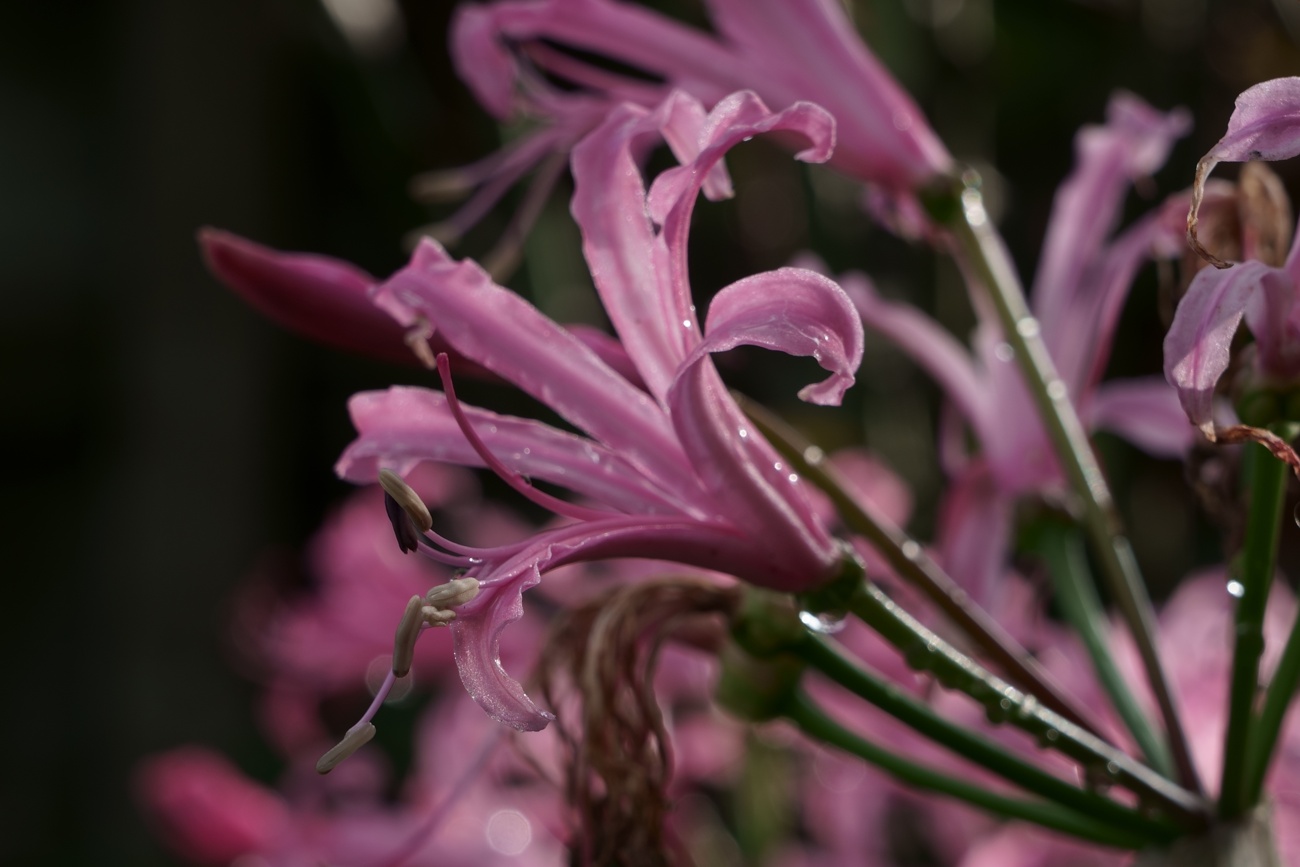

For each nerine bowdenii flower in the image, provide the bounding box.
[845,92,1193,599]
[327,90,862,735]
[427,0,952,251]
[1165,78,1300,450]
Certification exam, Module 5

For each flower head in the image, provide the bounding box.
[333,90,862,732]
[845,92,1192,596]
[1165,78,1300,450]
[424,0,952,256]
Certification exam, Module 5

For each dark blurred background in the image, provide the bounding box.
[5,0,1300,863]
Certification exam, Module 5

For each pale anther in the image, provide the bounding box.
[425,576,480,609]
[316,722,377,774]
[422,606,457,626]
[392,595,424,677]
[378,469,433,533]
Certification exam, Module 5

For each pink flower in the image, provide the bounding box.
[430,0,952,247]
[137,748,288,865]
[1164,78,1300,439]
[845,92,1192,596]
[335,90,862,732]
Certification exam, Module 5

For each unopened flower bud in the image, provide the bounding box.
[315,722,377,774]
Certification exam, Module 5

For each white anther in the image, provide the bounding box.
[392,595,424,677]
[315,722,377,774]
[422,606,457,626]
[378,469,432,533]
[425,576,480,609]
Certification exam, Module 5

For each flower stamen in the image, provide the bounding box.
[436,353,613,522]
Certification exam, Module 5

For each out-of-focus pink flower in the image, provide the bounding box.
[846,92,1193,596]
[1165,78,1300,438]
[336,90,863,732]
[138,701,568,867]
[137,748,288,865]
[430,0,952,247]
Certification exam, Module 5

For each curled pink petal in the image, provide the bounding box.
[696,267,863,406]
[1163,260,1273,436]
[374,239,695,493]
[1191,78,1300,263]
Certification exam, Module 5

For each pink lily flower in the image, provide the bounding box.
[335,90,862,732]
[1165,78,1300,444]
[429,0,952,249]
[845,92,1193,596]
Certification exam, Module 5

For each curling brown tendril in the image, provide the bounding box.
[532,578,742,867]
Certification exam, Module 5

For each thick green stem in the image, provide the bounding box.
[1243,607,1300,806]
[782,691,1155,850]
[794,633,1178,843]
[737,393,1105,738]
[1034,522,1171,776]
[941,176,1200,795]
[845,579,1206,825]
[1221,445,1289,818]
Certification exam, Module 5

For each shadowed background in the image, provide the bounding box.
[4,0,1300,863]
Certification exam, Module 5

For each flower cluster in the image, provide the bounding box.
[137,1,1300,865]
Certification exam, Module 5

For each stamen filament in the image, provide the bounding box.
[436,353,614,522]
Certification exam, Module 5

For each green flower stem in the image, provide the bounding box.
[1034,522,1172,776]
[736,393,1105,739]
[794,633,1179,843]
[1243,598,1300,806]
[1220,444,1289,818]
[846,580,1205,826]
[781,690,1157,850]
[940,175,1200,796]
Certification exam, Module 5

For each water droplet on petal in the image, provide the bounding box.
[1227,579,1245,598]
[994,342,1015,363]
[738,428,749,439]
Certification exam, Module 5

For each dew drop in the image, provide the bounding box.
[738,428,749,439]
[803,445,825,465]
[994,342,1015,363]
[900,540,922,561]
[788,473,799,483]
[799,610,846,634]
[1037,728,1060,748]
[1046,380,1068,401]
[1015,318,1041,339]
[1227,579,1245,598]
